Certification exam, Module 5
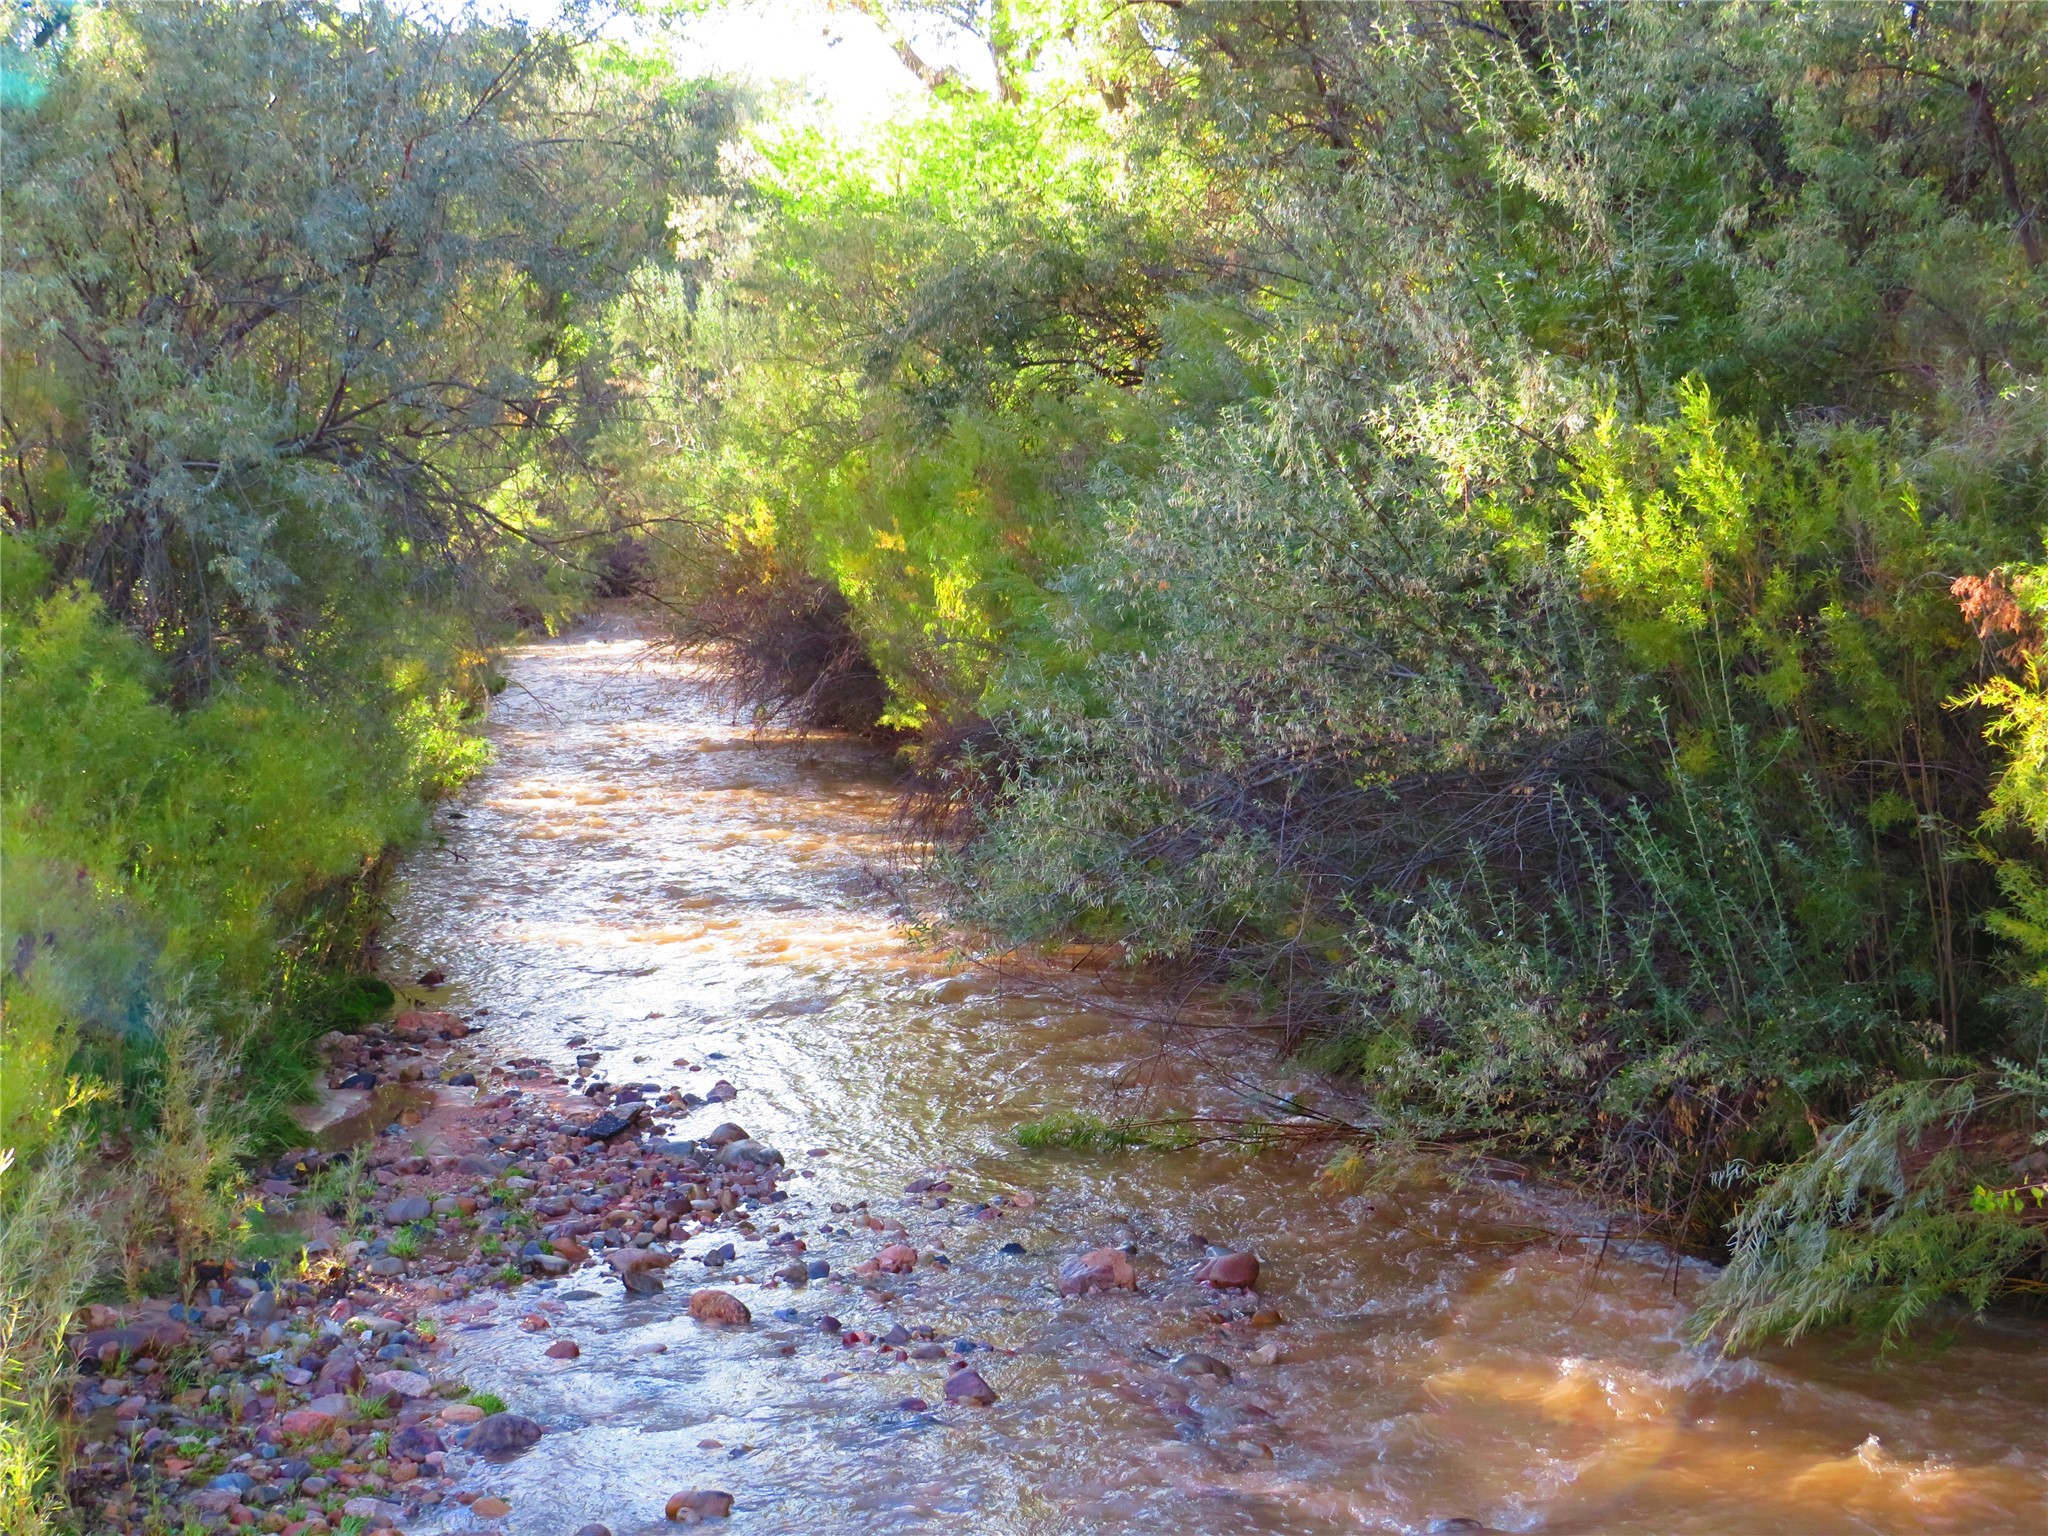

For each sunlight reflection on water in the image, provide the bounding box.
[389,609,2048,1536]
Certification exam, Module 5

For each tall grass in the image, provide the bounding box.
[0,1136,110,1536]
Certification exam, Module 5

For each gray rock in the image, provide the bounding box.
[701,1122,749,1148]
[384,1196,433,1224]
[388,1423,444,1459]
[465,1412,544,1458]
[715,1138,783,1168]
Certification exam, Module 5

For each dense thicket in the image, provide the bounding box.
[0,6,724,1522]
[652,0,2048,1348]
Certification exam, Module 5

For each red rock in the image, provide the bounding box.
[1058,1247,1137,1296]
[876,1243,917,1273]
[687,1289,750,1327]
[665,1489,734,1522]
[545,1339,580,1359]
[471,1494,512,1517]
[280,1408,337,1437]
[942,1366,999,1406]
[1193,1250,1260,1289]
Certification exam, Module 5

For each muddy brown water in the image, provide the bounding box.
[384,611,2048,1536]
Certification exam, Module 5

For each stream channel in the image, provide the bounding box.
[385,609,2048,1536]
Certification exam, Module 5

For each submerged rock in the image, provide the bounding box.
[1058,1247,1137,1296]
[715,1137,783,1167]
[1192,1250,1260,1290]
[666,1489,734,1522]
[942,1365,999,1406]
[688,1289,751,1327]
[1171,1351,1232,1381]
[606,1247,676,1294]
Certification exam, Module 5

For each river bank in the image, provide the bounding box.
[58,610,2048,1536]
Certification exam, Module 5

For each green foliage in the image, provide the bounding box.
[0,1134,109,1536]
[2,0,728,684]
[0,575,477,1162]
[1012,1112,1149,1153]
[1695,1081,2048,1351]
[644,0,2048,1347]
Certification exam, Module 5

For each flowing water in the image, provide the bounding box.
[385,610,2048,1536]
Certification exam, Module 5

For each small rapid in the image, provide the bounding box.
[386,611,2048,1536]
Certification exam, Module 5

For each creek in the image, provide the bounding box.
[387,610,2048,1536]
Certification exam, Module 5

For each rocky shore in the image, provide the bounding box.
[61,998,1278,1535]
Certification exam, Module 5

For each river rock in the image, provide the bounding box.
[666,1489,734,1522]
[545,1338,580,1359]
[384,1196,433,1224]
[279,1408,336,1438]
[439,1403,486,1425]
[1058,1247,1137,1296]
[466,1412,543,1458]
[75,1319,188,1361]
[315,1350,364,1394]
[1193,1250,1260,1289]
[342,1496,406,1523]
[392,1008,462,1039]
[715,1138,783,1167]
[368,1368,431,1398]
[302,1392,355,1421]
[573,1107,648,1140]
[688,1289,750,1327]
[942,1366,999,1406]
[701,1122,748,1148]
[1171,1351,1232,1381]
[388,1423,444,1458]
[606,1247,676,1294]
[877,1243,917,1273]
[575,1527,614,1536]
[471,1495,513,1517]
